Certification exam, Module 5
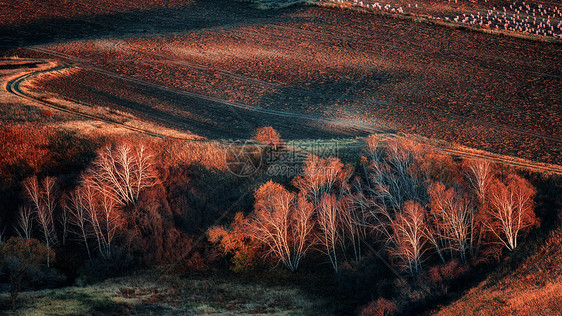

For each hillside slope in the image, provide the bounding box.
[435,222,562,315]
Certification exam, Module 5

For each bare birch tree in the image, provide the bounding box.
[22,176,58,266]
[318,194,341,272]
[339,194,366,262]
[92,188,121,260]
[428,182,475,262]
[90,144,157,206]
[487,174,538,251]
[292,194,315,269]
[67,181,95,260]
[388,201,427,276]
[362,136,427,214]
[463,159,493,203]
[248,181,314,272]
[59,195,69,246]
[16,207,33,240]
[462,159,494,257]
[77,175,123,261]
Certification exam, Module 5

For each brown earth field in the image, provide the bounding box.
[2,0,561,164]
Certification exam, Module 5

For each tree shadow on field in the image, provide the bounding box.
[249,70,397,139]
[0,0,305,51]
[0,128,105,230]
[166,162,255,235]
[54,72,362,140]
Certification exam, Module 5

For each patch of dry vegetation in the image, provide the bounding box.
[435,224,562,316]
[0,271,330,315]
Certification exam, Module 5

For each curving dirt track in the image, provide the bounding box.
[6,61,562,175]
[6,60,378,138]
[2,0,561,165]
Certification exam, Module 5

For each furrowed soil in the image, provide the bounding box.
[1,0,561,164]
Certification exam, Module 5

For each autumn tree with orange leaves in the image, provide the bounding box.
[388,201,427,276]
[292,155,353,205]
[208,213,258,272]
[247,181,314,271]
[486,174,539,251]
[252,126,284,151]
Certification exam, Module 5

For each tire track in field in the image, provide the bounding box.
[17,50,383,135]
[104,27,562,144]
[5,63,204,141]
[30,46,562,144]
[436,147,562,174]
[6,59,562,175]
[122,42,352,100]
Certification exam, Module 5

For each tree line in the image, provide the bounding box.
[209,135,539,276]
[0,130,540,311]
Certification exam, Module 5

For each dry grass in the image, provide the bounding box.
[435,225,562,316]
[0,272,330,315]
[150,138,228,171]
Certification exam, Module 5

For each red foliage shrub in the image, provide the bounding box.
[415,151,460,185]
[360,297,399,316]
[122,185,173,264]
[208,212,259,272]
[41,110,54,117]
[0,126,53,185]
[252,126,284,150]
[424,260,469,284]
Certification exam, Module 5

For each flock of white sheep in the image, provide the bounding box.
[325,0,562,38]
[451,1,561,37]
